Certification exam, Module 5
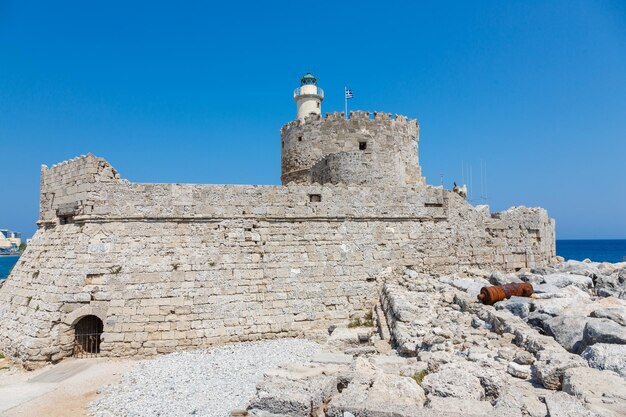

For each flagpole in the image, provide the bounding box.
[344,87,348,120]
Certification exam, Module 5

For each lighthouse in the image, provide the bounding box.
[294,73,324,121]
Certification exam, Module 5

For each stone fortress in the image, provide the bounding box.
[0,74,556,368]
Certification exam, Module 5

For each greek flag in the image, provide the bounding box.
[345,88,353,99]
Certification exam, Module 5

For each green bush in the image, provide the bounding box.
[411,369,428,385]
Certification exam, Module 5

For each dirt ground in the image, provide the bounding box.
[0,357,139,416]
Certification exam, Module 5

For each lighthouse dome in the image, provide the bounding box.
[300,73,317,85]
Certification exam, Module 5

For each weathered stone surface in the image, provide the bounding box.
[421,363,485,400]
[581,318,626,349]
[542,273,594,291]
[562,367,626,417]
[589,306,626,326]
[310,352,353,366]
[495,380,550,417]
[326,371,426,417]
[542,315,588,353]
[247,364,343,417]
[425,397,493,416]
[506,362,530,379]
[495,297,533,319]
[534,349,587,390]
[513,350,535,365]
[326,327,370,350]
[581,343,626,378]
[368,354,427,377]
[544,392,601,417]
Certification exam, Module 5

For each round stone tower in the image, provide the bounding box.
[294,73,324,121]
[281,74,425,187]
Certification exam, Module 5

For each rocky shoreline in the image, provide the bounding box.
[87,259,625,417]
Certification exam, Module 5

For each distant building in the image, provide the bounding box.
[0,229,22,253]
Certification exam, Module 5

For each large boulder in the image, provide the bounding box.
[425,397,494,416]
[562,367,626,417]
[326,371,426,417]
[440,277,487,298]
[556,260,603,279]
[580,318,626,351]
[494,297,533,319]
[542,273,594,291]
[581,343,626,378]
[543,392,601,417]
[421,362,484,400]
[494,379,550,417]
[531,286,591,317]
[533,349,587,390]
[247,363,345,417]
[589,306,626,326]
[368,354,427,377]
[542,315,588,353]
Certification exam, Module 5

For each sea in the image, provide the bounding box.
[556,239,626,264]
[0,255,20,280]
[0,240,624,281]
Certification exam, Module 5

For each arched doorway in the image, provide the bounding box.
[73,315,103,358]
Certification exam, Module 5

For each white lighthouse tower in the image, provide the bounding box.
[294,73,324,121]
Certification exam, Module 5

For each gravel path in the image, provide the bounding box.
[89,339,320,417]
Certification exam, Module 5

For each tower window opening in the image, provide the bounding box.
[298,136,303,142]
[282,140,284,148]
[309,194,322,203]
[359,142,367,151]
[317,102,320,108]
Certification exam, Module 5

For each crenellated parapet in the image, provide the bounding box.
[280,111,423,186]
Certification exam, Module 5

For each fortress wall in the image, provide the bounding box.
[39,154,121,225]
[0,157,555,367]
[280,112,423,185]
[88,182,447,220]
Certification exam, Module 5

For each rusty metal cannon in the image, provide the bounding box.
[477,282,534,305]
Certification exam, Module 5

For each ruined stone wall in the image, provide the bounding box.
[0,156,555,368]
[280,112,424,186]
[39,154,122,225]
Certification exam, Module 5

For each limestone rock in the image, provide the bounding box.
[372,340,392,354]
[421,363,485,400]
[534,349,587,390]
[589,306,626,326]
[544,392,601,417]
[513,350,535,365]
[495,297,533,319]
[581,318,626,350]
[542,273,594,291]
[489,272,522,286]
[581,343,626,378]
[542,315,587,353]
[562,367,626,417]
[247,364,344,417]
[310,351,354,365]
[506,362,530,379]
[326,371,426,417]
[368,354,427,377]
[442,277,487,298]
[326,327,370,350]
[494,380,550,417]
[425,397,494,416]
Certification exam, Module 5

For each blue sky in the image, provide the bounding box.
[1,1,625,239]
